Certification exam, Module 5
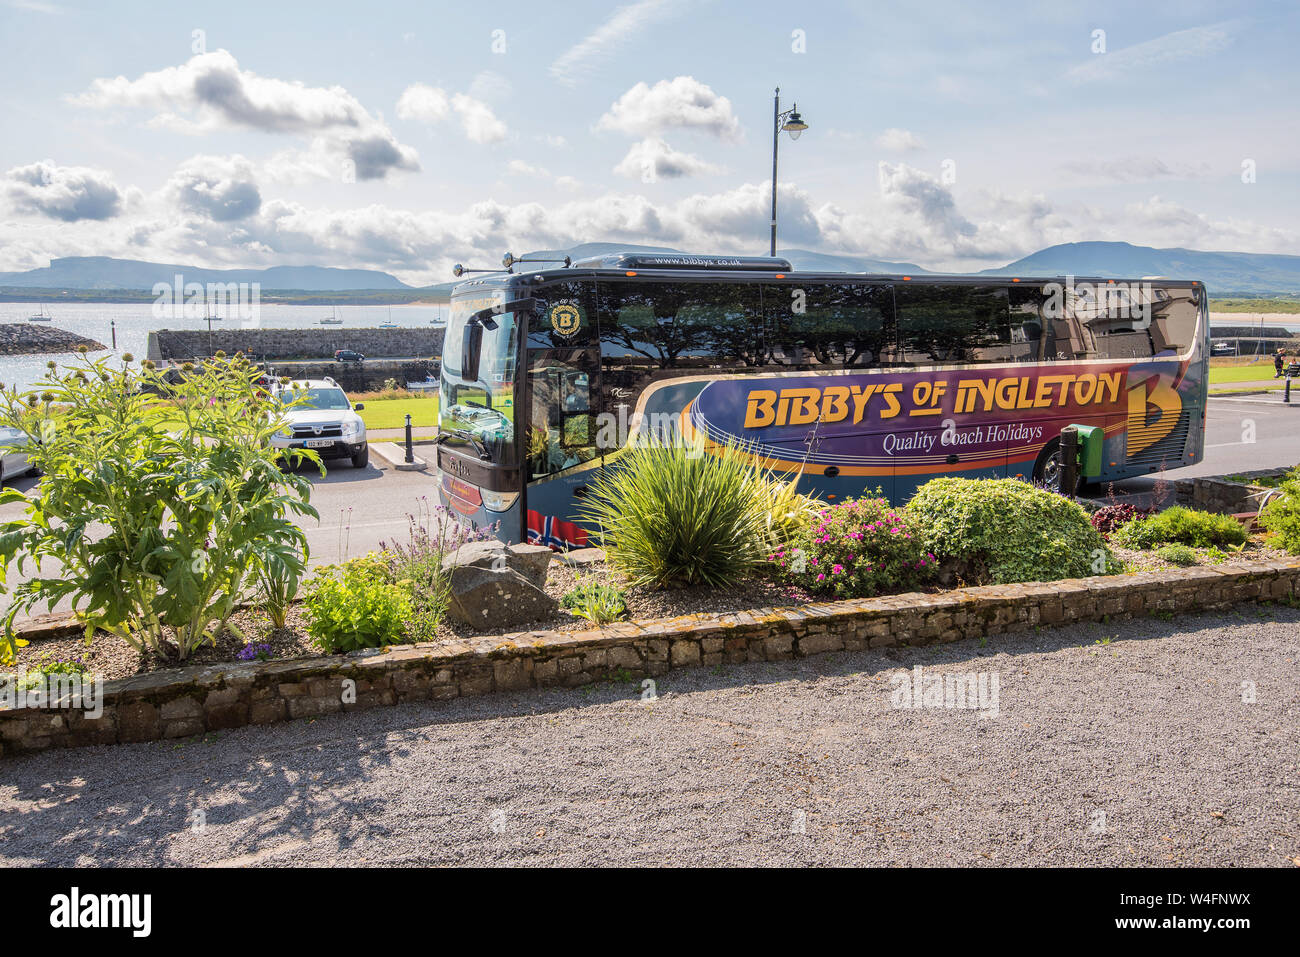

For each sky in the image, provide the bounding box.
[0,0,1297,284]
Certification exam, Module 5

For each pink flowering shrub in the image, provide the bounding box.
[769,496,934,598]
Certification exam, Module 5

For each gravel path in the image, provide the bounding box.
[2,607,1298,867]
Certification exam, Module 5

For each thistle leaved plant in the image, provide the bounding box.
[0,353,319,664]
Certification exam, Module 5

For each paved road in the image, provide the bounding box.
[1,609,1296,866]
[1100,395,1298,500]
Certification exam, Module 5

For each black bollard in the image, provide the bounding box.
[1059,426,1079,499]
[404,413,414,464]
[1286,375,1292,405]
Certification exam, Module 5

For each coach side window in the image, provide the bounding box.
[895,284,1009,365]
[1071,284,1198,360]
[763,282,893,370]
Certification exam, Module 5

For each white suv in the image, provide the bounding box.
[271,377,369,468]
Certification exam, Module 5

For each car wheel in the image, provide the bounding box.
[351,444,369,469]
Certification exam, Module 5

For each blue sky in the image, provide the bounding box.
[0,0,1296,283]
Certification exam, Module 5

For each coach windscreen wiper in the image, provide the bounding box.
[436,428,492,461]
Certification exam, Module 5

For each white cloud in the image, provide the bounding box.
[452,94,507,144]
[1058,156,1213,183]
[597,76,741,141]
[396,84,507,144]
[1068,21,1242,84]
[3,160,123,221]
[468,70,511,102]
[3,160,1296,283]
[75,50,367,132]
[165,154,261,222]
[72,50,419,181]
[6,0,62,12]
[875,128,925,152]
[613,138,722,180]
[507,159,548,178]
[549,0,683,87]
[394,83,449,123]
[506,160,585,194]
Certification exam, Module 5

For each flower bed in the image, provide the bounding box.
[3,557,1299,757]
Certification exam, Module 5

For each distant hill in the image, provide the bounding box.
[780,248,929,274]
[0,257,409,291]
[410,242,928,293]
[980,242,1300,295]
[4,242,1299,297]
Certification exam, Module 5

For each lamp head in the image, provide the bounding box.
[783,107,808,140]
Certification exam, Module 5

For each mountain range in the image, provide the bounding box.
[2,243,1298,296]
[0,256,408,291]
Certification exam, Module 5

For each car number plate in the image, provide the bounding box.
[305,438,334,448]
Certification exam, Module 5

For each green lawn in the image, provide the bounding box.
[356,395,439,430]
[147,394,441,431]
[1208,359,1280,384]
[1211,298,1300,314]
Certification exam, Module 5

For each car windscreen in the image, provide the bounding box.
[290,388,350,411]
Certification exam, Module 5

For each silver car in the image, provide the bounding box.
[0,427,36,485]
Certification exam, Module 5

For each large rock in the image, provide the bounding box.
[444,541,557,627]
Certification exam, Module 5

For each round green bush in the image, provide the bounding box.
[1154,543,1198,566]
[906,477,1115,584]
[1259,478,1300,554]
[1111,506,1247,549]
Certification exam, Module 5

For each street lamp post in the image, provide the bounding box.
[770,87,809,257]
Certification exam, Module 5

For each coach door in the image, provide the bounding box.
[522,281,602,548]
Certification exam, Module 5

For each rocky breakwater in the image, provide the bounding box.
[0,324,106,356]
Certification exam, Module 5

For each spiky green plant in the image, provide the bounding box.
[576,438,789,589]
[560,578,628,624]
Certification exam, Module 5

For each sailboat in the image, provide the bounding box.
[320,306,343,325]
[27,306,52,322]
[378,306,397,329]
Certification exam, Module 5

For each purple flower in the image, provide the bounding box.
[237,641,273,662]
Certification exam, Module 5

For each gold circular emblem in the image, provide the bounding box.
[549,301,582,336]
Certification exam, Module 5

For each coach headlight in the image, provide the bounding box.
[480,489,519,512]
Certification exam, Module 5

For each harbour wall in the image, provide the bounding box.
[147,327,445,362]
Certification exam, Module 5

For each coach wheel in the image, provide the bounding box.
[1032,439,1081,495]
[1034,439,1063,491]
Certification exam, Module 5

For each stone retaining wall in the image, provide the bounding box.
[3,559,1299,757]
[1174,468,1289,514]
